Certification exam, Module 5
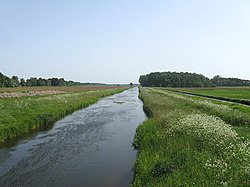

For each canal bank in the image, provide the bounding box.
[0,87,146,187]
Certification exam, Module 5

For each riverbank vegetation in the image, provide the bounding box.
[132,87,250,186]
[0,86,127,144]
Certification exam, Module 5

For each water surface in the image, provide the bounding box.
[0,87,146,187]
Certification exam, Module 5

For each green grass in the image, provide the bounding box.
[132,87,250,186]
[0,85,122,93]
[0,87,127,143]
[171,86,250,101]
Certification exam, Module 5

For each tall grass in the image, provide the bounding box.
[132,87,250,186]
[153,88,250,127]
[0,88,126,143]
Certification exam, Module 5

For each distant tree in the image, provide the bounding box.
[0,72,108,88]
[20,78,26,86]
[139,75,148,87]
[140,71,250,88]
[26,77,38,86]
[46,79,52,86]
[26,79,31,86]
[58,78,66,86]
[211,75,250,86]
[31,78,38,86]
[139,71,211,88]
[0,73,5,87]
[51,78,59,86]
[11,76,16,86]
[37,78,46,86]
[3,74,13,87]
[211,75,221,86]
[130,82,133,87]
[4,79,12,87]
[11,76,19,87]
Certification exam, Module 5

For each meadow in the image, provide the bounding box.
[132,87,250,186]
[0,85,122,93]
[0,86,127,144]
[169,87,250,105]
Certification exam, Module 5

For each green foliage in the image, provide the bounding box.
[0,72,109,88]
[139,71,211,87]
[0,87,126,143]
[132,87,250,186]
[139,71,250,88]
[20,78,26,86]
[0,72,18,87]
[212,75,250,86]
[11,76,20,87]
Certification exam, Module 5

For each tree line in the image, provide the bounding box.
[0,72,105,87]
[211,75,250,87]
[139,72,250,87]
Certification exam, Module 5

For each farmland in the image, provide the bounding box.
[169,87,250,104]
[132,87,250,186]
[0,86,127,144]
[0,85,122,93]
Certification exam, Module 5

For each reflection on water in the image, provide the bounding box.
[0,87,146,187]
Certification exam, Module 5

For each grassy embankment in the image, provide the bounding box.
[0,86,127,144]
[169,86,250,105]
[132,87,250,186]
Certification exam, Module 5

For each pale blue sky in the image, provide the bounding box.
[1,0,250,84]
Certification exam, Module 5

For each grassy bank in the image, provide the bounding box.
[169,87,250,105]
[0,87,127,143]
[132,87,250,186]
[178,86,250,100]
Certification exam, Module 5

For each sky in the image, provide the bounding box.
[1,0,250,84]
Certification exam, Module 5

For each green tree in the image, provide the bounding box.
[37,78,46,86]
[26,77,38,86]
[11,76,20,87]
[139,71,212,88]
[58,78,66,86]
[20,78,26,86]
[51,78,59,86]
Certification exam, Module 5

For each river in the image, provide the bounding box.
[0,87,146,187]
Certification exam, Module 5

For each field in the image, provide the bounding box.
[0,86,127,144]
[132,87,250,186]
[0,85,122,93]
[169,87,250,104]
